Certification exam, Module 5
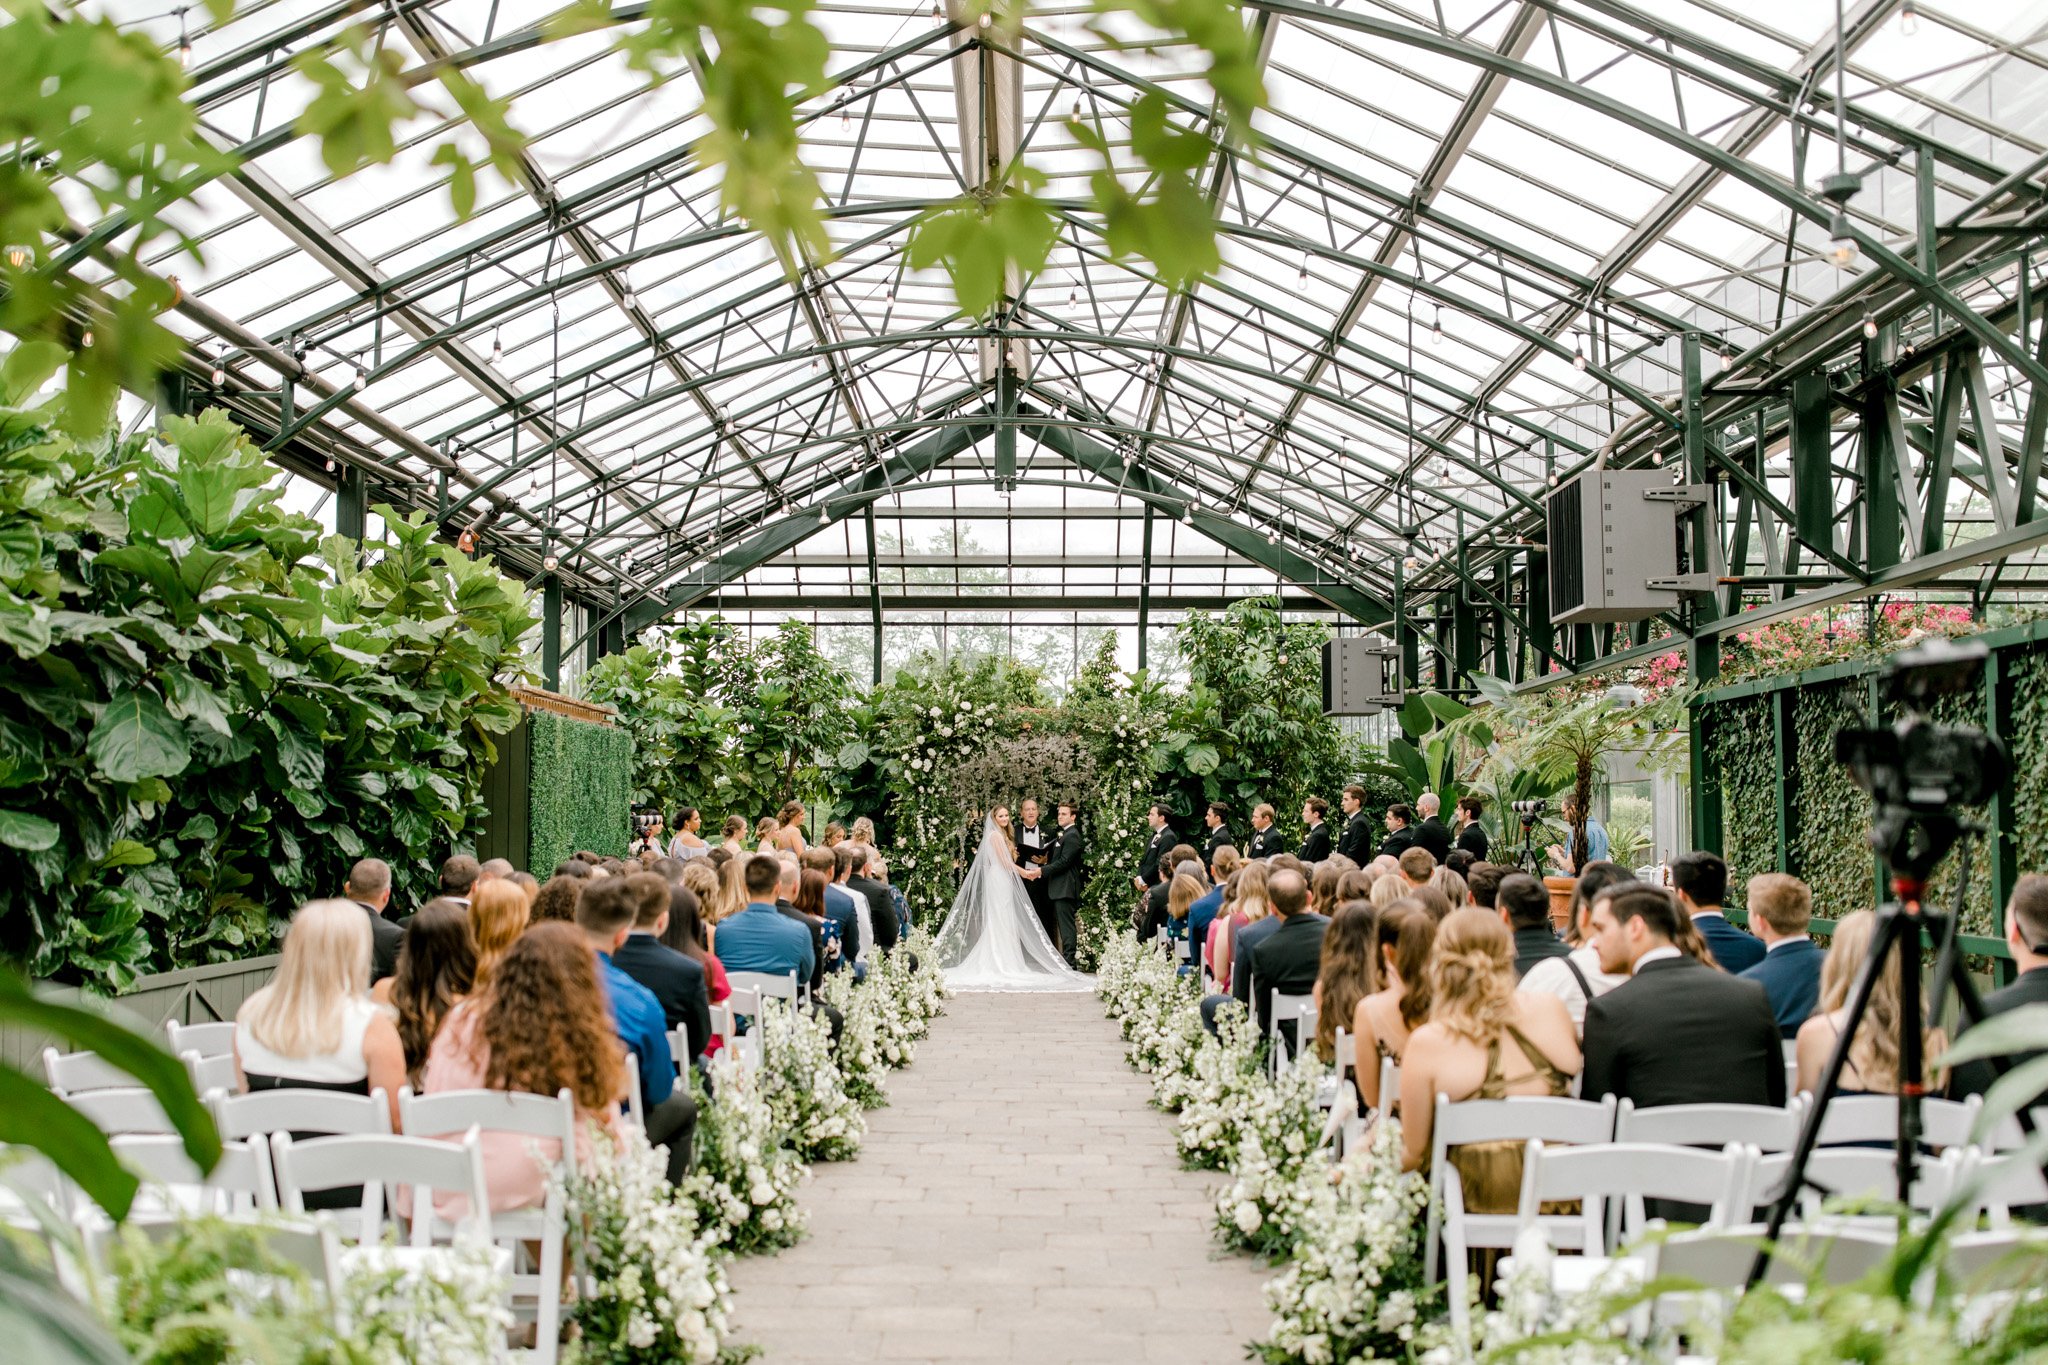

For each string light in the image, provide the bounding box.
[1571,332,1587,371]
[1862,309,1878,341]
[325,458,337,472]
[1900,0,1919,35]
[1431,305,1443,347]
[841,107,851,131]
[931,0,941,17]
[491,330,503,363]
[80,328,93,348]
[4,244,27,269]
[978,10,991,28]
[818,504,831,524]
[177,9,192,69]
[1827,210,1858,267]
[618,269,636,310]
[210,362,224,386]
[1181,504,1194,526]
[1068,286,1077,307]
[1720,340,1735,366]
[1070,94,1083,120]
[543,551,560,571]
[352,362,368,390]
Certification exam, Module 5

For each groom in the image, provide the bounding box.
[1045,802,1086,968]
[1016,798,1057,947]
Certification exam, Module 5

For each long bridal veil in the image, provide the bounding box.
[934,814,1092,992]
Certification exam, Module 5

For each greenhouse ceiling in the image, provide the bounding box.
[61,0,2048,675]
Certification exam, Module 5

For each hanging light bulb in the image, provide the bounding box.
[1265,526,1277,545]
[818,504,831,524]
[619,269,636,310]
[325,457,337,472]
[177,10,192,69]
[491,330,503,363]
[1181,504,1194,526]
[1571,333,1587,371]
[457,527,477,554]
[811,356,820,371]
[1298,255,1308,285]
[841,107,851,131]
[931,0,941,18]
[210,362,224,386]
[1827,211,1858,267]
[527,476,539,494]
[1070,94,1083,121]
[4,244,27,269]
[1431,305,1443,347]
[543,551,560,571]
[978,9,991,28]
[80,328,93,348]
[884,287,895,305]
[1720,340,1735,366]
[353,362,368,390]
[1862,309,1879,341]
[1900,0,1919,35]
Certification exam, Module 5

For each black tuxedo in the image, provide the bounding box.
[1141,879,1173,943]
[355,900,404,984]
[1203,824,1234,866]
[1138,826,1176,887]
[1044,823,1086,966]
[1297,822,1331,863]
[1455,821,1490,861]
[1378,825,1418,859]
[1951,967,2048,1099]
[1413,817,1453,863]
[1582,955,1786,1110]
[612,932,713,1063]
[1016,823,1055,943]
[1245,824,1285,860]
[1336,811,1373,863]
[845,875,900,956]
[1248,913,1329,1052]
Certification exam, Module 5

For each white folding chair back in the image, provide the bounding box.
[1646,1220,1899,1295]
[67,1086,177,1136]
[1615,1098,1805,1151]
[1376,1055,1399,1117]
[271,1128,494,1249]
[1915,1096,1984,1150]
[112,1134,277,1215]
[82,1215,345,1329]
[44,1047,134,1094]
[724,988,765,1071]
[1515,1140,1752,1257]
[1424,1093,1617,1302]
[1322,1030,1364,1157]
[622,1053,645,1130]
[183,1050,237,1096]
[1267,993,1315,1074]
[1947,1228,2048,1286]
[1949,1147,2048,1229]
[211,1087,393,1141]
[1812,1094,1898,1146]
[164,1020,236,1058]
[1751,1146,1956,1214]
[726,971,799,1006]
[708,1005,736,1050]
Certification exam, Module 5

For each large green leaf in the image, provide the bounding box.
[0,1233,127,1365]
[1420,692,1472,725]
[0,1068,139,1221]
[86,688,190,783]
[0,810,60,851]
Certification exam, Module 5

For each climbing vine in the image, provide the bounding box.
[2008,645,2048,886]
[1699,695,1776,910]
[1789,681,1877,924]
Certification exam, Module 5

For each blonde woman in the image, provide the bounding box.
[851,816,877,846]
[770,801,808,854]
[1431,867,1469,908]
[1399,908,1579,1190]
[1369,872,1408,912]
[235,900,406,1130]
[991,805,1020,863]
[720,816,750,856]
[1795,908,1946,1099]
[1210,861,1273,991]
[708,854,750,925]
[468,879,530,988]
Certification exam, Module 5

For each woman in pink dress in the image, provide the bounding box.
[664,870,731,1057]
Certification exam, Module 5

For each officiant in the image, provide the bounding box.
[1016,798,1058,946]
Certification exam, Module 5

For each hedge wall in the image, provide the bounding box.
[527,710,635,873]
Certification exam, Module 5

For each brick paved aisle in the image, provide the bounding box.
[724,990,1273,1363]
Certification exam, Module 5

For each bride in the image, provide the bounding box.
[934,808,1092,991]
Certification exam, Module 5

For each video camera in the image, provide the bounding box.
[1511,798,1547,829]
[633,810,663,836]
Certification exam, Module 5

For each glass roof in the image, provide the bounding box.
[72,0,2048,630]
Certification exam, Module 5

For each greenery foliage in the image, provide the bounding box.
[0,362,530,988]
[579,623,737,816]
[1701,694,1777,909]
[527,710,636,874]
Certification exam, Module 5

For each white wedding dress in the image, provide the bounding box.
[933,815,1093,992]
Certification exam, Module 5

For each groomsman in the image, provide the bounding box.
[1244,803,1285,860]
[1134,803,1176,892]
[1297,798,1332,862]
[1046,803,1086,967]
[1336,785,1374,863]
[1017,798,1056,946]
[1202,802,1234,865]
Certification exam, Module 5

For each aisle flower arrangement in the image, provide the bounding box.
[1212,1051,1330,1260]
[1174,1006,1272,1171]
[819,972,891,1108]
[558,1132,738,1364]
[683,1054,810,1255]
[757,999,867,1161]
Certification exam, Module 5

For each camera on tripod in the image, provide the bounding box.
[1511,798,1547,829]
[633,810,662,836]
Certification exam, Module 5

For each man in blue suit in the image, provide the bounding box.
[714,855,816,982]
[1735,872,1821,1039]
[1671,851,1765,974]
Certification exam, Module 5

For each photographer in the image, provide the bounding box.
[627,810,665,859]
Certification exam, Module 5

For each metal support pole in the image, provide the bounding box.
[335,463,367,542]
[542,576,562,692]
[1689,630,1722,855]
[1137,506,1154,672]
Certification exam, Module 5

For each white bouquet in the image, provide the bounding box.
[558,1127,738,1364]
[1174,1004,1270,1171]
[757,997,866,1161]
[681,1054,809,1255]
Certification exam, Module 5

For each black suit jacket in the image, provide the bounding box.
[1248,914,1329,1039]
[1203,825,1234,865]
[1413,817,1453,863]
[1138,827,1175,886]
[1298,822,1332,862]
[1245,824,1285,860]
[611,932,713,1062]
[1582,955,1786,1109]
[846,875,899,954]
[1336,811,1373,863]
[1379,825,1419,859]
[1951,967,2048,1098]
[1044,825,1085,901]
[776,899,828,992]
[1512,925,1571,979]
[357,901,404,984]
[1141,880,1173,940]
[1455,822,1490,861]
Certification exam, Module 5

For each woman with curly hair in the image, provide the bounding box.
[372,900,477,1085]
[467,879,530,987]
[528,874,583,926]
[417,922,625,1215]
[1311,901,1377,1066]
[1397,908,1579,1189]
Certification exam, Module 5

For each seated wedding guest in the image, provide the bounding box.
[1735,873,1822,1039]
[1408,884,1455,921]
[440,854,482,907]
[1227,863,1289,1004]
[659,808,704,862]
[1398,847,1436,888]
[1497,872,1569,978]
[1305,860,1342,915]
[1445,848,1478,881]
[872,859,909,936]
[1312,902,1376,1067]
[1397,911,1582,1226]
[1247,870,1326,1053]
[714,855,816,981]
[508,870,540,905]
[234,900,407,1134]
[679,860,721,916]
[1518,878,1629,1039]
[1465,862,1507,911]
[554,859,596,882]
[612,872,713,1063]
[1369,873,1408,912]
[530,874,583,925]
[1167,871,1204,934]
[1335,868,1374,907]
[1672,851,1763,974]
[478,858,515,887]
[418,922,627,1215]
[1431,867,1469,908]
[719,816,750,856]
[1353,901,1434,1111]
[372,900,478,1085]
[574,850,607,868]
[575,879,695,1179]
[793,867,838,990]
[1367,854,1402,881]
[820,847,864,967]
[846,844,900,958]
[660,881,729,1058]
[1211,862,1272,991]
[1794,907,1947,1101]
[1186,848,1238,976]
[1140,850,1188,943]
[708,854,750,925]
[1581,883,1785,1109]
[469,879,531,988]
[342,857,405,983]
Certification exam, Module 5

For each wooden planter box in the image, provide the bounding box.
[4,955,281,1074]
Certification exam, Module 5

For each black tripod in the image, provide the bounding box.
[1749,811,2015,1282]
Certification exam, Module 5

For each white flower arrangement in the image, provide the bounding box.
[1173,1004,1272,1171]
[1252,1120,1432,1365]
[341,1243,513,1364]
[757,998,867,1162]
[681,1054,809,1255]
[1212,1049,1330,1260]
[557,1128,738,1364]
[819,972,891,1108]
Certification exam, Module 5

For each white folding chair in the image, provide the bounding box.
[400,1088,575,1364]
[1267,993,1315,1076]
[1947,1147,2048,1229]
[1425,1094,1617,1298]
[82,1214,346,1331]
[66,1086,177,1136]
[1374,1054,1399,1119]
[1946,1227,2048,1286]
[111,1134,277,1215]
[271,1128,497,1251]
[164,1020,236,1058]
[1615,1098,1806,1151]
[1643,1219,1899,1310]
[1916,1096,1987,1150]
[622,1053,645,1131]
[212,1087,393,1141]
[708,1005,736,1054]
[724,989,765,1072]
[1515,1140,1753,1257]
[1752,1145,1958,1215]
[726,970,799,1008]
[183,1050,237,1096]
[1812,1094,1899,1147]
[43,1046,135,1095]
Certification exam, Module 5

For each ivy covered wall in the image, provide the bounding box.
[527,710,636,875]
